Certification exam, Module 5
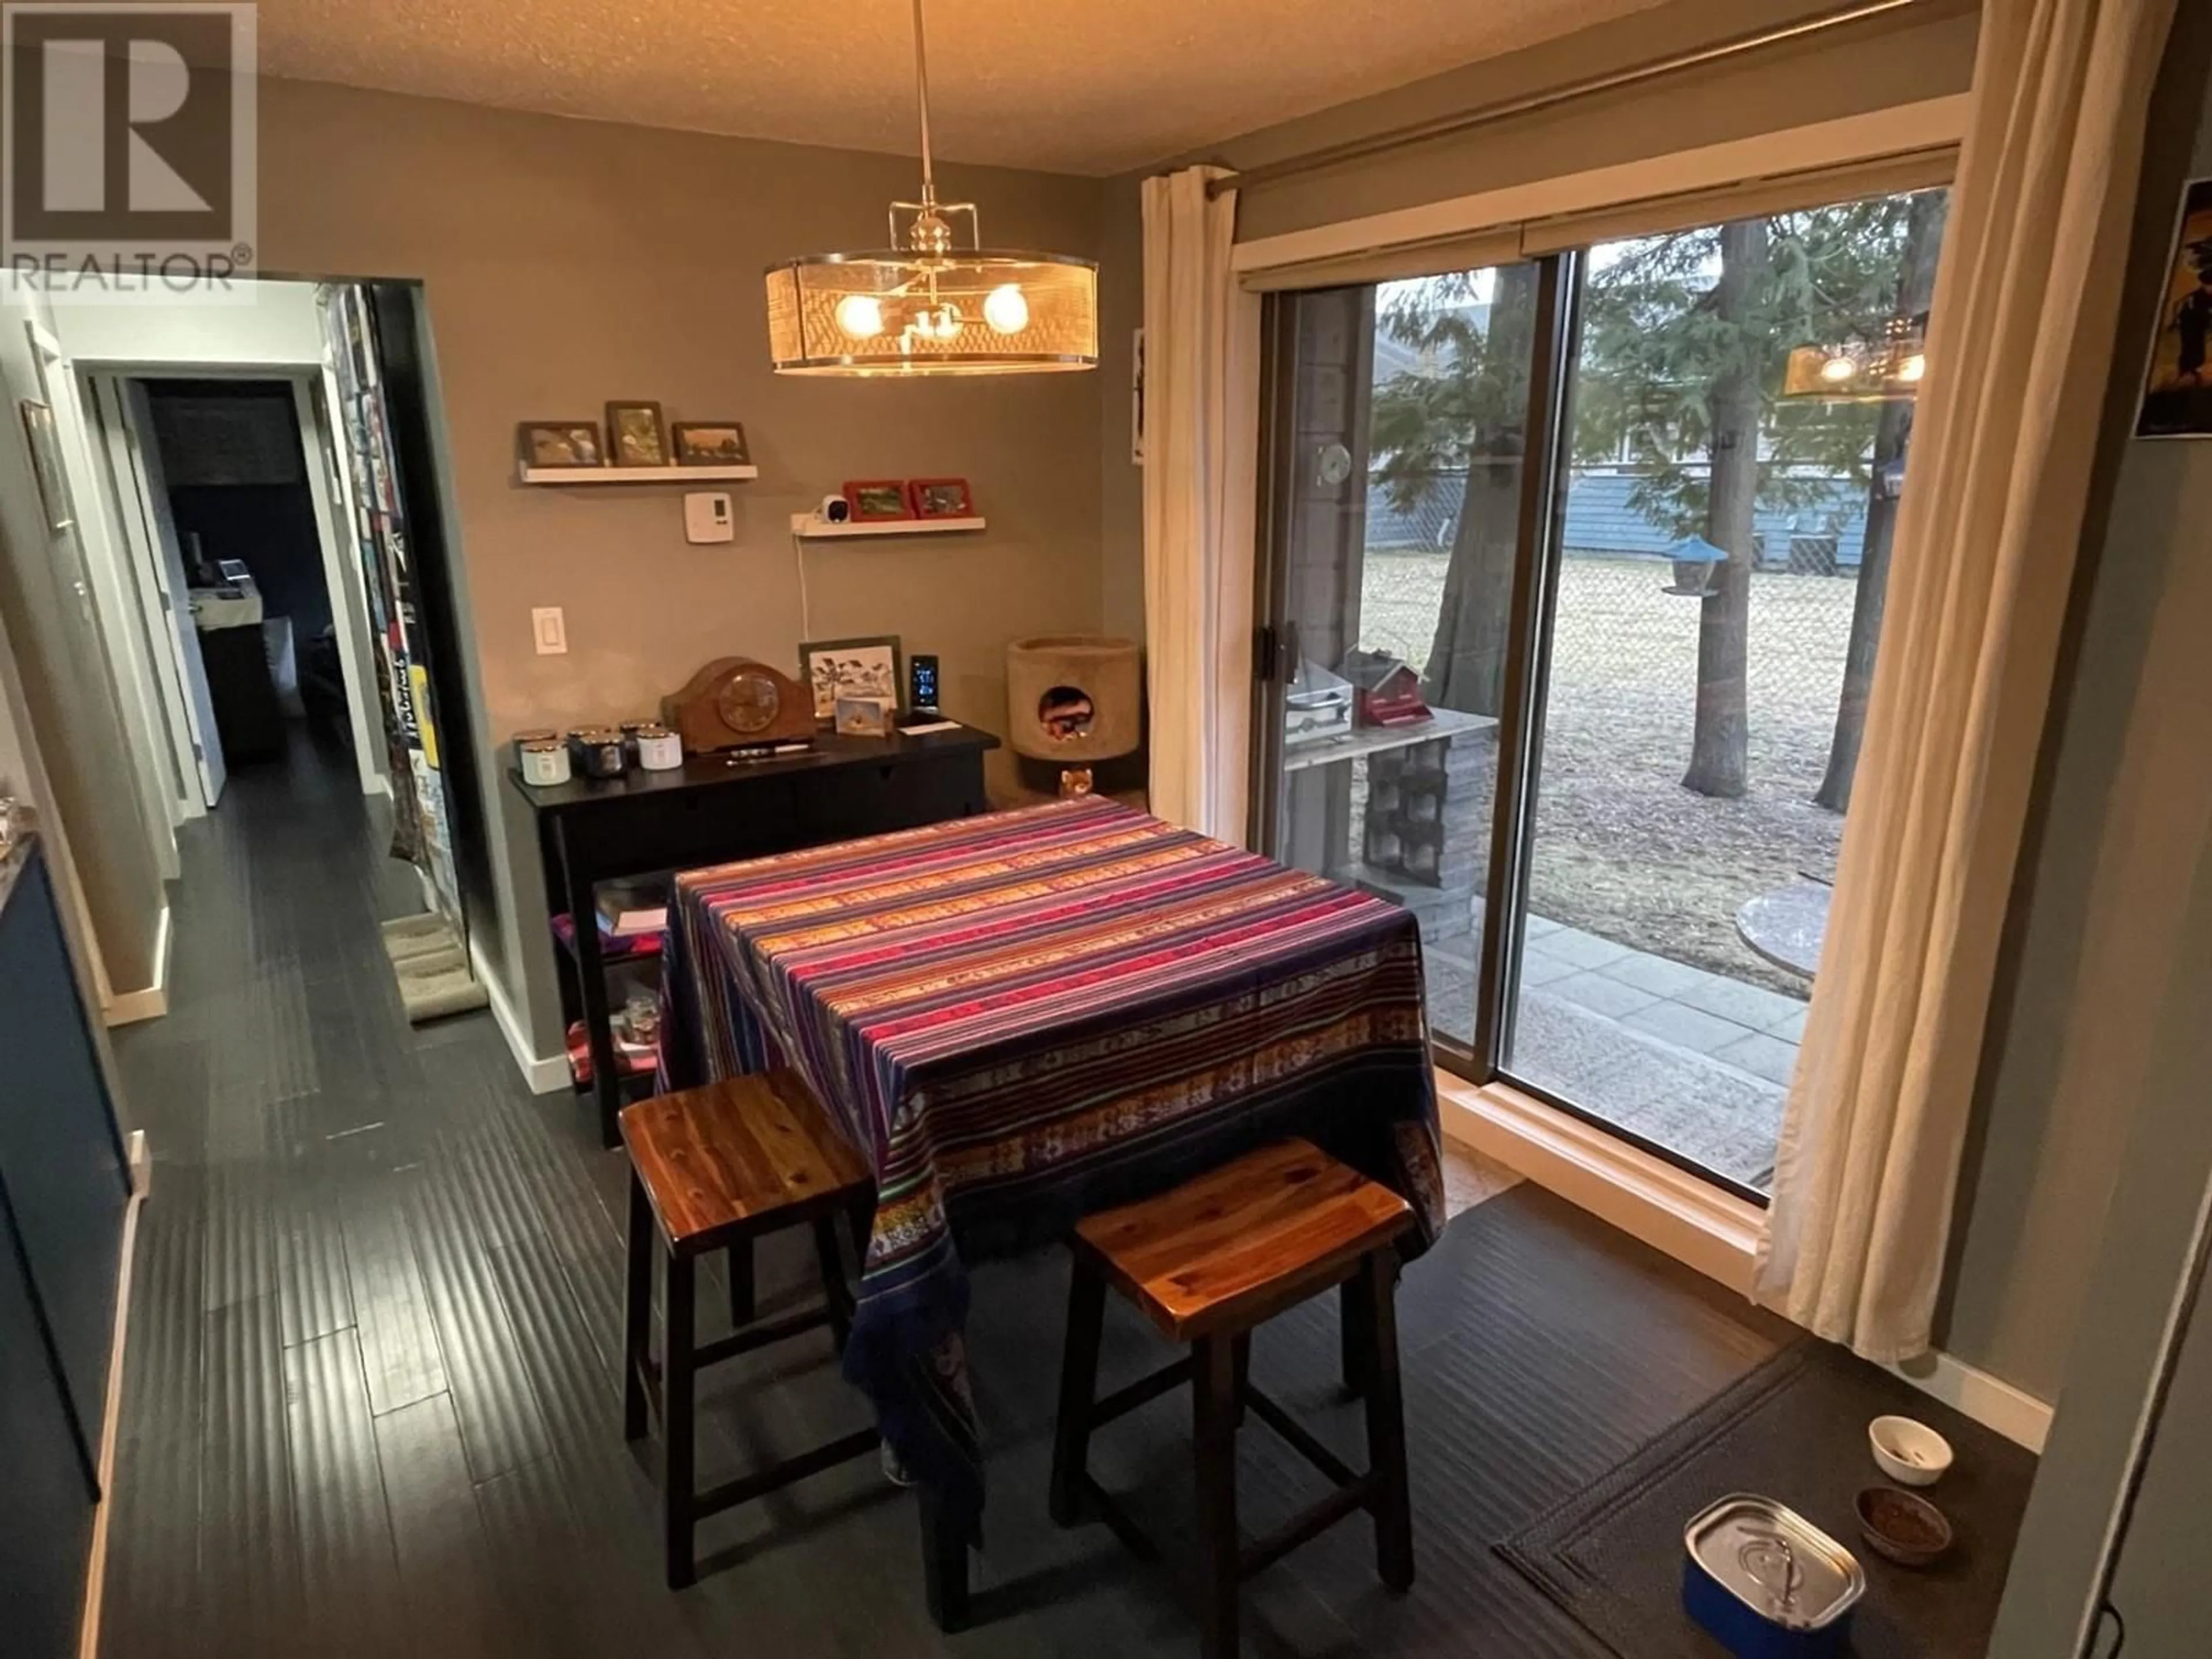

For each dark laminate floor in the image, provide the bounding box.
[99,740,1797,1659]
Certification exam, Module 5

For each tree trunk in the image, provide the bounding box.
[1815,190,1948,812]
[1683,218,1767,798]
[1422,264,1539,717]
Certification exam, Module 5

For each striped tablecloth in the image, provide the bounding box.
[661,795,1442,1536]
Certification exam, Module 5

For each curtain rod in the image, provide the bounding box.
[1205,0,1929,198]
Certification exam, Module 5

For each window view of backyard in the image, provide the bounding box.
[1288,185,1946,1195]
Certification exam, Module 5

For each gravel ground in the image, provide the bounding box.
[1359,552,1855,995]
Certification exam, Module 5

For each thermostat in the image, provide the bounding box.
[684,491,734,544]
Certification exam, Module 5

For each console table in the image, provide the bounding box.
[508,725,998,1142]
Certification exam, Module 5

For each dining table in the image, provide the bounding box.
[658,794,1444,1625]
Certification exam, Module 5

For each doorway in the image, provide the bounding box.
[49,279,486,1015]
[1254,184,1950,1201]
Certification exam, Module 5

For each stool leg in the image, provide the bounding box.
[812,1215,853,1353]
[1359,1250,1413,1592]
[1192,1333,1241,1659]
[623,1172,654,1441]
[1231,1333,1252,1427]
[1048,1257,1107,1526]
[727,1236,756,1329]
[664,1252,697,1589]
[1340,1271,1376,1398]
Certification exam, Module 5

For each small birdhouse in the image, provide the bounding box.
[1342,649,1431,729]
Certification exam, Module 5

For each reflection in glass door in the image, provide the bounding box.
[1256,184,1949,1201]
[1257,266,1543,1050]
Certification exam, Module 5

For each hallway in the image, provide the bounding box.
[97,746,1800,1659]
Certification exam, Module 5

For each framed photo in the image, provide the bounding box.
[2138,176,2212,438]
[20,400,73,532]
[518,420,603,469]
[800,635,903,722]
[605,401,668,467]
[670,422,749,466]
[907,476,974,518]
[833,695,893,737]
[842,478,912,522]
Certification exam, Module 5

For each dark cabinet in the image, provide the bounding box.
[0,835,133,1659]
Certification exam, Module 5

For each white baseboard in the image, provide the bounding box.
[102,903,171,1027]
[1437,1069,2055,1454]
[1885,1350,2052,1453]
[470,934,568,1095]
[77,1129,150,1659]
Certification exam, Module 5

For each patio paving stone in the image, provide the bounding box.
[1595,952,1709,998]
[1675,974,1808,1032]
[1714,1031,1804,1086]
[1528,925,1635,970]
[1619,999,1759,1056]
[1547,971,1662,1020]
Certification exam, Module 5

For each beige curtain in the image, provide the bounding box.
[1142,167,1262,842]
[1755,0,2178,1360]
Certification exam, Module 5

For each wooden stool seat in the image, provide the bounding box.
[620,1071,879,1589]
[1054,1139,1417,1657]
[622,1072,872,1254]
[1077,1139,1413,1340]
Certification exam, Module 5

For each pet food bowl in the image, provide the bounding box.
[1855,1486,1953,1569]
[1868,1415,1952,1487]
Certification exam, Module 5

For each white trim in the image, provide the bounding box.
[1882,1350,2053,1454]
[1437,1070,2054,1452]
[76,1129,150,1659]
[471,934,568,1095]
[101,902,170,1027]
[1232,95,1972,278]
[1438,1070,1762,1295]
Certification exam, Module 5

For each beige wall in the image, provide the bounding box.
[1938,16,2212,1402]
[245,78,1108,1052]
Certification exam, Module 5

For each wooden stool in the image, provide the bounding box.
[1050,1139,1415,1658]
[620,1071,880,1588]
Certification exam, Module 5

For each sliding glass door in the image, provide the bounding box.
[1256,184,1948,1199]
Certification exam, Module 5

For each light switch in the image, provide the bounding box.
[685,491,734,544]
[532,607,567,654]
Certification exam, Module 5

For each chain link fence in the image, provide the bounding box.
[1353,535,1864,991]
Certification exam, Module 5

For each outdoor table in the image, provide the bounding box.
[1736,877,1832,979]
[660,795,1444,1625]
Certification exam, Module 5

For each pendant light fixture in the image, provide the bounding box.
[765,0,1099,377]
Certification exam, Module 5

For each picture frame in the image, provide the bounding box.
[842,478,912,522]
[907,476,974,518]
[670,422,750,467]
[605,400,668,467]
[20,400,74,532]
[833,695,893,737]
[2137,176,2212,439]
[800,635,903,722]
[518,419,604,469]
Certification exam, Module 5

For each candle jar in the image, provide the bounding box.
[518,738,570,786]
[633,722,683,771]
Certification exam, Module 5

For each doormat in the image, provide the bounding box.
[1495,1338,2037,1659]
[380,913,489,1024]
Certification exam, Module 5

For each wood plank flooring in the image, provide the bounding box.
[99,740,1797,1658]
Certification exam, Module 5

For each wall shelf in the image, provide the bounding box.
[790,513,986,540]
[518,464,758,485]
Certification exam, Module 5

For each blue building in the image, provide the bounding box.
[1365,468,1873,572]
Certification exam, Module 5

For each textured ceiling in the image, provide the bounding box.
[254,0,1671,178]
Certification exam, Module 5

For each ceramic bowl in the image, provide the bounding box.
[1869,1414,1952,1487]
[1857,1486,1953,1568]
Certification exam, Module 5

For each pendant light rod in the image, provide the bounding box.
[911,0,937,206]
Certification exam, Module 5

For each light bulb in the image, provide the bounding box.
[1819,354,1858,383]
[1896,353,1926,383]
[835,293,884,339]
[983,283,1029,335]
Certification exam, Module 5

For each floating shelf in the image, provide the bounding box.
[519,463,758,485]
[790,513,986,540]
